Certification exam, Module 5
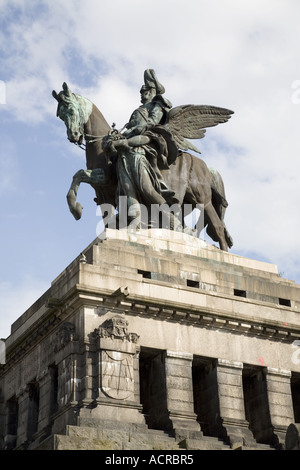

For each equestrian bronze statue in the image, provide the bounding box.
[52,70,233,251]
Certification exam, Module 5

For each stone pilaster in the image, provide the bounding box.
[78,342,94,407]
[164,351,201,438]
[265,367,295,448]
[57,353,79,407]
[0,394,5,449]
[2,397,18,450]
[216,359,256,448]
[86,314,145,427]
[15,387,29,448]
[51,322,81,435]
[36,369,51,434]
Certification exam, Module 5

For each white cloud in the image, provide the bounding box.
[0,277,49,339]
[0,134,19,193]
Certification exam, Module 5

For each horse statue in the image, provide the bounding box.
[52,82,233,251]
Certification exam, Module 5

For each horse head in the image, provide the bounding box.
[52,82,93,145]
[52,83,117,220]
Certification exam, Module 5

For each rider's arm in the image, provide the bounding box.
[112,134,151,149]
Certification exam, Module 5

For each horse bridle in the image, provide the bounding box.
[77,123,123,151]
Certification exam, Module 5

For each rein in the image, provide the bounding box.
[74,142,86,151]
[72,132,107,151]
[85,123,124,142]
[72,132,108,151]
[74,123,125,151]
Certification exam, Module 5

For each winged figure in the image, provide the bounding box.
[165,104,234,154]
[53,71,234,250]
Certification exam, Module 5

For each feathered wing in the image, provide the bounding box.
[165,105,234,153]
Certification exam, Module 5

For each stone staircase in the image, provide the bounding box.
[32,423,276,450]
[30,415,277,451]
[35,425,178,450]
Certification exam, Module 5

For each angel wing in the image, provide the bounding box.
[165,104,234,154]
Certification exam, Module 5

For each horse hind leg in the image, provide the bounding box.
[209,170,234,249]
[224,225,234,248]
[204,201,228,251]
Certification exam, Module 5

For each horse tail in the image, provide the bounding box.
[208,167,234,248]
[209,167,228,215]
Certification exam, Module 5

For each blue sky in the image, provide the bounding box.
[1,0,300,338]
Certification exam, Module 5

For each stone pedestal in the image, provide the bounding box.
[0,229,300,450]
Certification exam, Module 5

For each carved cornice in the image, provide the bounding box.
[2,282,299,375]
[67,286,300,343]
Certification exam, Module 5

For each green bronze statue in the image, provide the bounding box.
[53,70,234,250]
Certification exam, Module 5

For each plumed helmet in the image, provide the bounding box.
[140,69,165,94]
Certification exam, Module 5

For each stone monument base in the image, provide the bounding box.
[1,229,300,450]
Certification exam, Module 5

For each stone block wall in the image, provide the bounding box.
[0,229,300,450]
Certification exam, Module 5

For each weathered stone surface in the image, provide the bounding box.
[0,229,299,450]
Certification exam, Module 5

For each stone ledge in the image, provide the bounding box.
[97,228,280,275]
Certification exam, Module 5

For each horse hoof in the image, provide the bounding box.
[72,203,83,220]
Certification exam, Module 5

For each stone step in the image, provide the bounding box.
[63,424,235,450]
[54,434,123,451]
[180,435,276,451]
[254,443,276,450]
[63,425,180,450]
[33,428,277,451]
[34,422,277,451]
[183,435,231,450]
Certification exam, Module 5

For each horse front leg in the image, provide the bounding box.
[66,170,85,220]
[67,168,106,220]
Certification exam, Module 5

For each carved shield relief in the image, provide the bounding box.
[100,350,134,400]
[96,315,139,401]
